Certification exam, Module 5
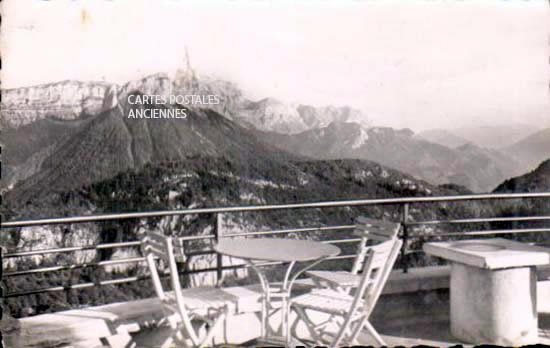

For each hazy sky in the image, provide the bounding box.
[2,0,549,131]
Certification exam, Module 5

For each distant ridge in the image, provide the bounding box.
[452,124,541,149]
[415,129,470,149]
[257,122,522,193]
[505,128,550,172]
[493,159,550,193]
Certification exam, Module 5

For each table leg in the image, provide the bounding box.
[248,261,298,344]
[281,262,296,343]
[285,256,334,345]
[248,255,334,344]
[248,261,270,339]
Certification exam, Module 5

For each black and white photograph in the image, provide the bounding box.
[1,0,549,347]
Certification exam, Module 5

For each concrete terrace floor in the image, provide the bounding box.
[6,299,550,347]
[6,267,550,347]
[378,315,550,347]
[131,311,550,347]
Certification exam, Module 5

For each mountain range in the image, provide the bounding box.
[415,129,470,149]
[505,128,550,172]
[452,124,541,149]
[417,125,550,175]
[1,80,110,129]
[2,71,547,200]
[257,122,527,192]
[3,79,296,204]
[417,124,541,150]
[491,159,550,245]
[494,158,550,193]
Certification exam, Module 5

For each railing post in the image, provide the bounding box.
[214,213,223,284]
[401,203,409,273]
[1,245,4,347]
[0,147,3,346]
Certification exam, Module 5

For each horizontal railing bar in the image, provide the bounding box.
[7,226,549,277]
[423,227,550,238]
[186,254,357,275]
[3,257,147,277]
[177,235,216,241]
[7,241,353,277]
[225,229,306,237]
[5,264,217,297]
[4,235,215,258]
[4,241,144,258]
[174,241,360,260]
[184,250,216,257]
[4,275,151,298]
[3,226,355,259]
[223,225,356,238]
[409,215,550,226]
[326,254,356,260]
[325,238,362,244]
[3,192,549,228]
[2,191,548,299]
[3,252,361,297]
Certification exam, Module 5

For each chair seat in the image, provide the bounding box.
[291,289,364,316]
[163,285,263,316]
[307,270,361,288]
[144,231,265,347]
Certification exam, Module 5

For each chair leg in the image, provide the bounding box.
[293,306,325,345]
[348,315,368,344]
[102,332,135,348]
[160,317,185,348]
[330,311,361,348]
[197,312,226,348]
[363,320,386,346]
[160,333,175,348]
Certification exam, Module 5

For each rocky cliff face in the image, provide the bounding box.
[238,98,306,134]
[234,98,371,134]
[1,70,369,136]
[173,67,245,118]
[297,104,369,130]
[1,80,112,129]
[117,73,173,108]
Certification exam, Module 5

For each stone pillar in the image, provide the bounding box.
[450,263,538,345]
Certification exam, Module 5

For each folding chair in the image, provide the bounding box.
[290,237,402,347]
[142,231,228,348]
[306,217,401,293]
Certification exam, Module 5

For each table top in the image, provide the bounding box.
[214,238,341,263]
[424,238,550,269]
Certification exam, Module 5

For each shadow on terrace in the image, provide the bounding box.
[2,193,550,347]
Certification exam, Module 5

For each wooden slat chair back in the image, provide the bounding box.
[142,231,227,348]
[350,217,401,274]
[290,237,403,347]
[359,238,402,317]
[307,217,401,292]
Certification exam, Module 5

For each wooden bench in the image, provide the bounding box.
[4,285,263,348]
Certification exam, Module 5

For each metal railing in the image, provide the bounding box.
[1,192,550,300]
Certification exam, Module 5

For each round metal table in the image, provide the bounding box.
[214,238,341,344]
